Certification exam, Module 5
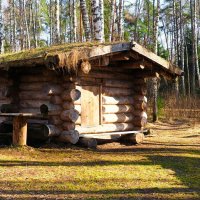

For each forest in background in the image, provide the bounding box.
[0,0,199,98]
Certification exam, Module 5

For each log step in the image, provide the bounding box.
[79,130,148,140]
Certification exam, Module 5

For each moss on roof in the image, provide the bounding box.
[0,42,117,63]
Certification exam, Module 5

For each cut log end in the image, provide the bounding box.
[58,130,79,144]
[121,133,144,145]
[78,137,97,149]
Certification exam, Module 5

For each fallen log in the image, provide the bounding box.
[78,138,97,148]
[121,133,144,144]
[57,130,79,144]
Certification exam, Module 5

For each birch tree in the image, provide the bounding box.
[118,0,124,41]
[92,0,103,42]
[99,0,104,42]
[0,0,3,53]
[55,0,60,43]
[80,0,91,41]
[108,0,115,42]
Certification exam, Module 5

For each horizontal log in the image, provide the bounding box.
[102,96,134,105]
[76,123,134,134]
[20,75,59,83]
[57,130,79,144]
[20,100,50,108]
[43,124,61,137]
[62,89,81,101]
[49,116,63,125]
[102,105,134,114]
[1,104,19,113]
[19,82,45,91]
[133,111,147,119]
[42,84,63,96]
[60,109,79,122]
[121,133,144,144]
[50,96,63,105]
[78,138,97,148]
[103,79,145,88]
[133,86,147,95]
[62,101,74,109]
[63,122,75,131]
[102,87,133,96]
[103,113,133,123]
[0,100,12,105]
[20,108,40,113]
[133,116,147,127]
[27,119,49,124]
[19,91,50,100]
[0,78,12,85]
[134,102,147,111]
[40,104,62,115]
[134,95,147,103]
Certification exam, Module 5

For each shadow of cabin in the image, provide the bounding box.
[0,42,183,147]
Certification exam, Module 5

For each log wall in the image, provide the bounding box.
[0,72,13,123]
[75,68,148,134]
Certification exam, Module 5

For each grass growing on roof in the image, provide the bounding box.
[0,42,118,63]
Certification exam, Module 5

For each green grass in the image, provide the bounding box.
[0,120,199,199]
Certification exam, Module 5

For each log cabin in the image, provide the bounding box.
[0,41,183,146]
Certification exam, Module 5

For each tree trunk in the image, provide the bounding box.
[92,0,103,42]
[80,0,91,41]
[0,0,3,53]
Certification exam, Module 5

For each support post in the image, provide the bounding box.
[13,116,27,146]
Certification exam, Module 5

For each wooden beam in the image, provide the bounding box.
[131,41,183,75]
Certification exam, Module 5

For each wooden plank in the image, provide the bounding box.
[79,129,147,139]
[89,43,131,58]
[81,85,100,127]
[131,42,183,75]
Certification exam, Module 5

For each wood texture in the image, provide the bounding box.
[103,113,133,123]
[102,105,134,114]
[102,96,134,105]
[58,130,79,144]
[81,85,100,127]
[76,123,134,134]
[60,109,79,122]
[13,116,27,146]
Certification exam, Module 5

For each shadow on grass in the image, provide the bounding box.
[0,186,198,200]
[148,155,200,194]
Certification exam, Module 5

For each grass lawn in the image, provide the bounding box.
[0,119,199,200]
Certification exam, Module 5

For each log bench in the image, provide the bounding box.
[0,113,44,146]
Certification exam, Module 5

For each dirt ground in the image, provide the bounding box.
[0,119,199,200]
